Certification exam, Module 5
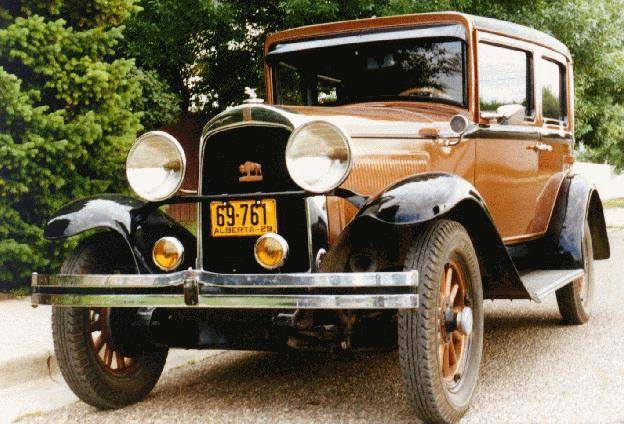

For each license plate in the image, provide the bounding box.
[209,199,278,237]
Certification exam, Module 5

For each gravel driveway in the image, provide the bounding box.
[19,231,624,423]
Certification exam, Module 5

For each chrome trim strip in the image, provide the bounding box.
[32,270,418,289]
[32,293,418,309]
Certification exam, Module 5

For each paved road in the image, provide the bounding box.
[19,231,624,423]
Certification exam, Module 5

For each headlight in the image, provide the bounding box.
[285,121,352,193]
[126,131,186,201]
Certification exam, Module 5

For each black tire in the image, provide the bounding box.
[556,221,594,325]
[52,233,168,410]
[398,220,483,424]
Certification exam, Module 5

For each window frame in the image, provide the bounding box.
[540,56,568,126]
[270,36,468,108]
[477,41,535,123]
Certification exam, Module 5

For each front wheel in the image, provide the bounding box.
[398,220,483,424]
[52,234,168,409]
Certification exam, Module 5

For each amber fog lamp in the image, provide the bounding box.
[286,121,352,193]
[254,233,289,270]
[126,131,186,202]
[152,237,184,271]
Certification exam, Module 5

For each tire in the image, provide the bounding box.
[556,221,594,325]
[52,233,168,410]
[398,220,483,424]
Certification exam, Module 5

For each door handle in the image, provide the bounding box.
[527,142,553,152]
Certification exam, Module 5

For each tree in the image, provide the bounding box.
[126,0,624,167]
[0,0,177,290]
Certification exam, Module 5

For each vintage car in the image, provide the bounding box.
[32,11,610,424]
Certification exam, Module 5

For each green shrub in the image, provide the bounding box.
[0,1,179,290]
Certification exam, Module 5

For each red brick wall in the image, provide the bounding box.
[161,118,203,225]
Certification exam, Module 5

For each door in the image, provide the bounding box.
[533,56,573,233]
[474,41,544,241]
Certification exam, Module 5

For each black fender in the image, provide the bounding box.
[518,174,610,270]
[324,173,529,299]
[44,194,196,273]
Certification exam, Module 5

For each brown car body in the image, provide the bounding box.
[264,12,573,245]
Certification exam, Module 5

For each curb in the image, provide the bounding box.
[0,346,223,390]
[0,350,60,389]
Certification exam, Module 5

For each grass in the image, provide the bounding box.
[4,286,30,298]
[603,198,624,209]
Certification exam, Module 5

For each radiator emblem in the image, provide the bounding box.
[238,161,263,182]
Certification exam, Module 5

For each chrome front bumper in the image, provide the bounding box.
[31,269,419,309]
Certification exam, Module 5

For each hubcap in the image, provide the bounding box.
[88,308,135,376]
[438,260,471,386]
[456,306,473,337]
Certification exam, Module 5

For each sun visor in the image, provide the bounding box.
[267,24,466,57]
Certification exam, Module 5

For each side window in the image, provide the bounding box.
[541,59,567,123]
[478,43,533,119]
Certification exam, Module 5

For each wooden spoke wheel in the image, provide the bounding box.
[52,233,168,410]
[88,308,135,376]
[398,220,483,424]
[438,260,471,386]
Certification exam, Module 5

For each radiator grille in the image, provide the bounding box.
[200,126,310,273]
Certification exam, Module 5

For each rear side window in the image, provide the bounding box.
[541,59,567,123]
[478,43,533,119]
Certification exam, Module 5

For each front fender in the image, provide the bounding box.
[356,173,486,225]
[327,173,529,299]
[44,194,196,273]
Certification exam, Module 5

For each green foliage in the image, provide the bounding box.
[126,0,624,167]
[3,0,624,289]
[0,1,148,290]
[131,68,181,130]
[542,88,562,121]
[603,197,624,209]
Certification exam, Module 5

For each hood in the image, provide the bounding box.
[202,102,464,140]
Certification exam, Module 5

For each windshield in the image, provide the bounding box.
[269,36,466,107]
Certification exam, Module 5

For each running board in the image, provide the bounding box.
[520,269,584,303]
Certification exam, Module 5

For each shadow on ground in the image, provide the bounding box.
[22,304,590,424]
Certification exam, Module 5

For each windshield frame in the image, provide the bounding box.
[267,25,468,108]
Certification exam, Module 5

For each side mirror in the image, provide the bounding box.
[449,114,476,136]
[446,114,476,146]
[481,104,525,125]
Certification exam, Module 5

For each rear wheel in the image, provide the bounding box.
[556,221,594,325]
[398,220,483,424]
[52,233,168,409]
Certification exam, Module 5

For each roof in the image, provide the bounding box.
[265,12,570,59]
[472,15,569,57]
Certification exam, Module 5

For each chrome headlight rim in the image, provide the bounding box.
[126,131,187,202]
[285,120,353,194]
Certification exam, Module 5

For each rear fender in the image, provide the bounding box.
[44,194,196,273]
[518,175,610,269]
[324,173,529,299]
